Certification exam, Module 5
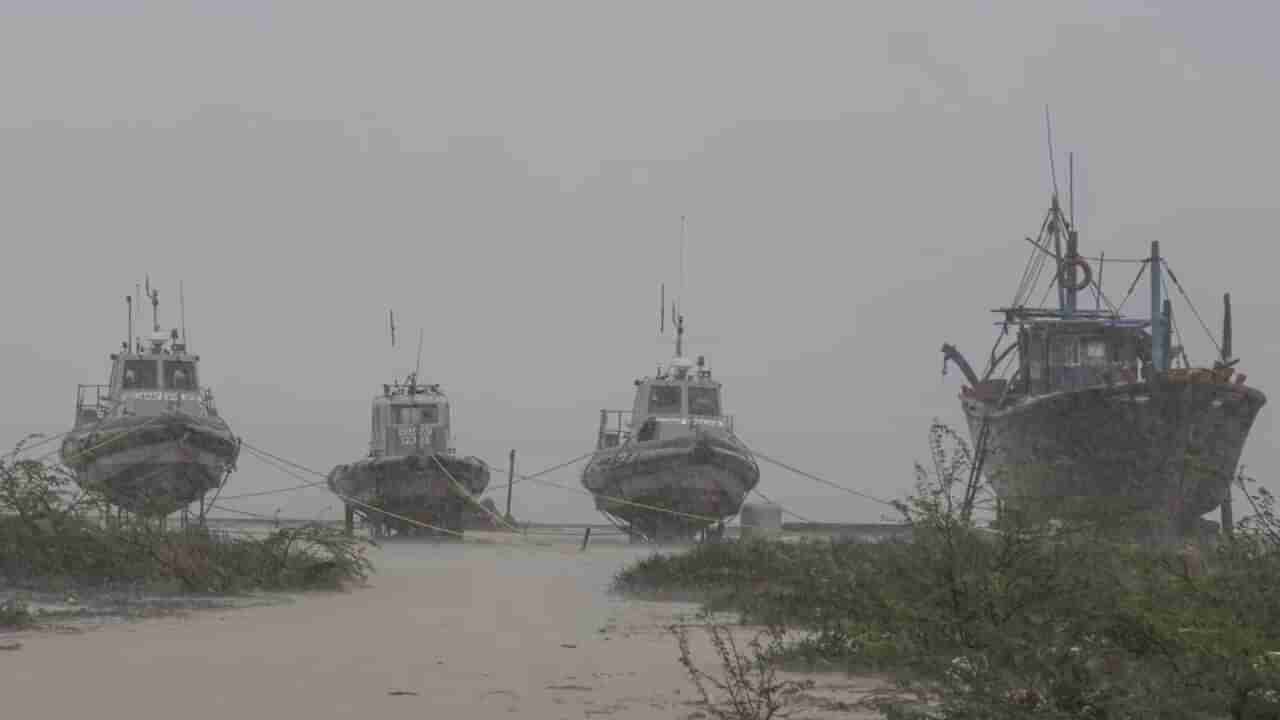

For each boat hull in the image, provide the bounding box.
[580,427,760,540]
[59,413,240,514]
[961,376,1266,539]
[326,453,491,536]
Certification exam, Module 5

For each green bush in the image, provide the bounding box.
[619,422,1280,719]
[0,596,33,628]
[0,443,374,595]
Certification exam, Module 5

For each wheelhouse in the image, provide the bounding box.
[369,377,452,457]
[596,354,734,450]
[1017,319,1153,395]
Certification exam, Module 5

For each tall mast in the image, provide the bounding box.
[1066,152,1080,317]
[1052,196,1066,314]
[414,328,424,453]
[1064,218,1079,318]
[1150,241,1165,372]
[135,282,142,350]
[1222,293,1233,364]
[676,216,688,358]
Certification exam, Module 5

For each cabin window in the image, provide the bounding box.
[1084,340,1108,367]
[1050,337,1080,367]
[648,385,682,414]
[164,361,198,390]
[394,404,439,424]
[688,387,721,416]
[122,360,159,390]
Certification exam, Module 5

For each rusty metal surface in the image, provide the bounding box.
[327,453,490,527]
[963,377,1266,535]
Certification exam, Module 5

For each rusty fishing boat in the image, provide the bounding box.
[60,281,240,516]
[941,163,1265,541]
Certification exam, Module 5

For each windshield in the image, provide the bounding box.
[122,360,159,390]
[164,361,198,390]
[648,385,682,414]
[394,404,439,424]
[688,386,721,416]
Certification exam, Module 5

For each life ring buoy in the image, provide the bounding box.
[1058,256,1093,291]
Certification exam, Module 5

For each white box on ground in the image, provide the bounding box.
[739,502,782,539]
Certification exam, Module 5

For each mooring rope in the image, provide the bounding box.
[739,441,898,509]
[431,454,525,535]
[32,415,166,467]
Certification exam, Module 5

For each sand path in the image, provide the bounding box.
[2,534,884,718]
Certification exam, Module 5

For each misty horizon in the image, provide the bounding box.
[2,1,1276,526]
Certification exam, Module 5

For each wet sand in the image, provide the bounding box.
[1,532,886,718]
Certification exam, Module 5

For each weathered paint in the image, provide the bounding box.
[963,376,1265,540]
[581,425,759,539]
[328,375,489,536]
[62,330,238,515]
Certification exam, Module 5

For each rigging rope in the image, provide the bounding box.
[1162,259,1223,358]
[750,487,818,523]
[1114,260,1149,314]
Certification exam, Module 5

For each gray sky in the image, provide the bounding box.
[2,1,1276,524]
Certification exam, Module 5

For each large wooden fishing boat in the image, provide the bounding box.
[942,171,1265,541]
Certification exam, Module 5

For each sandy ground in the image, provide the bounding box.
[1,532,888,719]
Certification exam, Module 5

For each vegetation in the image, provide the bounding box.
[671,612,814,720]
[0,595,33,629]
[0,439,374,603]
[618,422,1280,719]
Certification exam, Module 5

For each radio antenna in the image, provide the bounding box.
[179,280,187,345]
[660,283,665,334]
[678,215,687,320]
[414,328,424,388]
[1045,105,1060,200]
[145,275,160,333]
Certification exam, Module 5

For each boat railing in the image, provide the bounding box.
[201,387,220,417]
[597,409,633,450]
[698,413,736,433]
[74,384,112,425]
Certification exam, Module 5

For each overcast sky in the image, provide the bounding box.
[1,1,1276,524]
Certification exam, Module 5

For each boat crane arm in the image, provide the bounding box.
[941,343,981,387]
[982,342,1020,383]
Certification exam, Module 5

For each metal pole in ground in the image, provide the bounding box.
[580,527,592,551]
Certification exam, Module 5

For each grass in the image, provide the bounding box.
[615,422,1280,720]
[1,442,375,600]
